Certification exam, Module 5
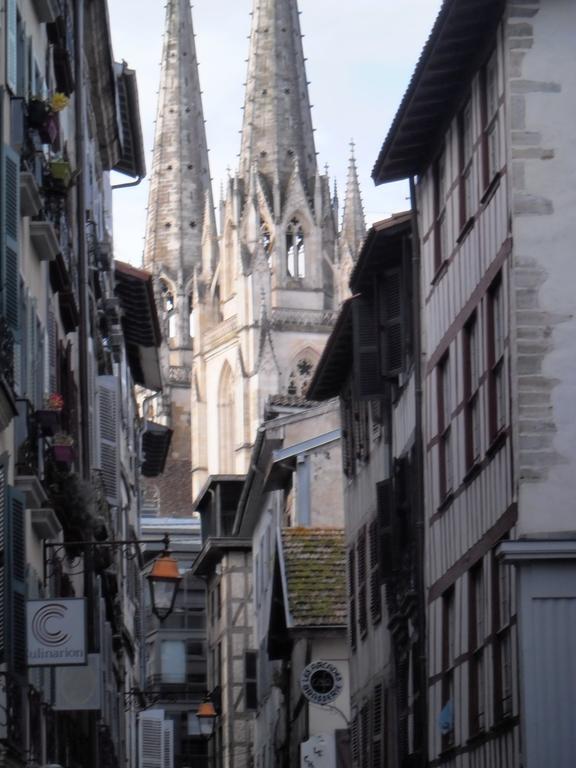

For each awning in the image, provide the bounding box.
[141,421,172,478]
[113,63,146,179]
[114,260,162,390]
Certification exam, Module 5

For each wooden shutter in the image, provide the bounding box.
[352,293,382,400]
[6,486,26,677]
[96,375,119,505]
[6,0,17,94]
[162,719,174,768]
[2,144,20,331]
[0,465,6,665]
[377,479,396,580]
[372,683,384,768]
[379,268,404,378]
[369,520,381,623]
[357,528,367,637]
[348,547,357,651]
[138,710,164,768]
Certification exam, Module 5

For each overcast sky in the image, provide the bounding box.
[108,0,442,267]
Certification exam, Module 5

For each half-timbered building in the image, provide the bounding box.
[373,0,576,766]
[308,213,426,768]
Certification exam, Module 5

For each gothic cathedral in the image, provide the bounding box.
[142,0,366,510]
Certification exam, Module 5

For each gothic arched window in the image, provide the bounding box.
[218,363,235,473]
[160,278,176,339]
[286,218,305,278]
[188,294,195,339]
[261,223,272,266]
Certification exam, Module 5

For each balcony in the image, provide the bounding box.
[29,218,60,262]
[20,170,42,217]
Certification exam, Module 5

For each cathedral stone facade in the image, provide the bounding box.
[143,0,366,509]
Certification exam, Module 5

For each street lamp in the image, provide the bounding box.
[147,536,182,621]
[44,534,182,622]
[196,695,217,739]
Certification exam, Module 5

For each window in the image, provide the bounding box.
[218,363,235,473]
[481,50,500,187]
[492,549,514,721]
[458,100,474,228]
[245,650,258,710]
[357,528,368,638]
[437,354,453,501]
[160,640,186,684]
[369,520,381,624]
[441,587,455,748]
[371,684,385,768]
[487,274,505,440]
[433,150,448,273]
[469,563,486,734]
[464,313,481,469]
[286,218,305,278]
[261,223,272,266]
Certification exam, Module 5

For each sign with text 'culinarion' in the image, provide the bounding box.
[27,599,86,666]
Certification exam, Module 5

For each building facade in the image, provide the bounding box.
[309,214,426,768]
[373,0,576,766]
[0,3,156,768]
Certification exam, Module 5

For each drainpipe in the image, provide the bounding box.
[75,0,90,481]
[409,175,428,766]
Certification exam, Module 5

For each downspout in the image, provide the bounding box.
[409,175,428,766]
[75,0,90,481]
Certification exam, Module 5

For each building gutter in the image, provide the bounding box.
[75,0,89,480]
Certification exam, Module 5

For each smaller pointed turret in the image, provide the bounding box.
[340,141,366,261]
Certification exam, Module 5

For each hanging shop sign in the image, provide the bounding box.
[27,598,86,666]
[300,660,343,706]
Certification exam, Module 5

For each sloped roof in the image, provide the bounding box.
[281,528,346,628]
[372,0,505,183]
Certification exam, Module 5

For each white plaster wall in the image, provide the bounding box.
[508,0,576,535]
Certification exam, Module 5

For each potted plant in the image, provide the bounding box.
[36,392,64,435]
[48,158,72,187]
[27,92,69,146]
[52,431,74,464]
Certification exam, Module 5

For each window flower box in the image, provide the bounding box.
[48,159,72,187]
[52,443,74,464]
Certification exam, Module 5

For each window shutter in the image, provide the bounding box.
[96,375,119,505]
[2,144,20,331]
[357,528,367,637]
[138,710,164,768]
[369,520,381,623]
[6,0,17,94]
[6,486,26,677]
[352,293,382,400]
[377,479,396,580]
[348,548,357,651]
[162,719,174,768]
[0,465,6,664]
[379,268,404,378]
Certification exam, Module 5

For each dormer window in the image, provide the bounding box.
[286,218,305,278]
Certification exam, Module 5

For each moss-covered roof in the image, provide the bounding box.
[281,527,346,628]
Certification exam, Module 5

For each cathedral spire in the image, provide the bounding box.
[143,0,216,279]
[340,141,366,260]
[239,0,317,198]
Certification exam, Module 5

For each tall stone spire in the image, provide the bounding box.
[239,0,317,197]
[340,141,366,260]
[143,0,216,279]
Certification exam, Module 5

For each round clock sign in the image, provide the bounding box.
[300,660,343,705]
